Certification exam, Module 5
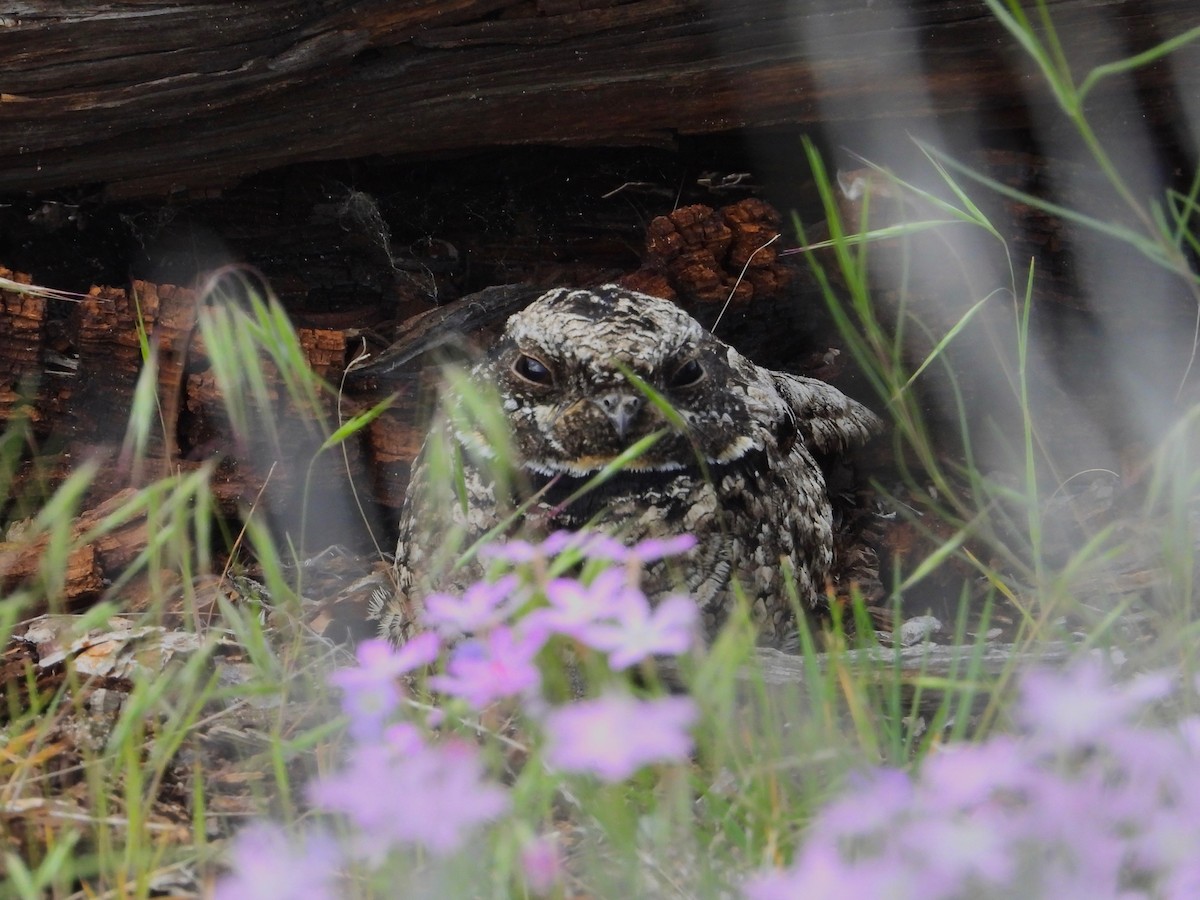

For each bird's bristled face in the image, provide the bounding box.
[462,285,791,477]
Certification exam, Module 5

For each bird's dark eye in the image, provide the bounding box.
[669,359,704,388]
[513,354,553,385]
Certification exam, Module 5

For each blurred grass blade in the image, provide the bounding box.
[1078,26,1200,102]
[894,291,996,400]
[320,393,397,452]
[921,143,1172,267]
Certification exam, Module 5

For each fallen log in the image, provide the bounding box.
[0,0,1195,196]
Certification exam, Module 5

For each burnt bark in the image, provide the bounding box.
[0,0,1195,197]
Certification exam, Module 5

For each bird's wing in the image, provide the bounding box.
[770,372,883,455]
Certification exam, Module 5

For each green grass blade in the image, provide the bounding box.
[1078,26,1200,102]
[320,393,398,452]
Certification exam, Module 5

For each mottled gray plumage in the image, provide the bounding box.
[372,285,881,648]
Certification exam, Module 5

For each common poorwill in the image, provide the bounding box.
[373,285,881,648]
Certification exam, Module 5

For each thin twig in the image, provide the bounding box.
[710,233,780,336]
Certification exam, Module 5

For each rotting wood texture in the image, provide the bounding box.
[1,0,1196,196]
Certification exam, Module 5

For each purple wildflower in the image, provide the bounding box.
[741,660,1200,899]
[214,822,341,900]
[625,533,698,562]
[428,625,545,709]
[896,813,1016,890]
[525,569,640,641]
[568,531,697,563]
[519,834,563,895]
[815,767,915,840]
[543,693,697,781]
[423,574,524,638]
[309,724,508,860]
[478,538,542,565]
[480,530,627,565]
[743,841,917,900]
[916,735,1033,810]
[328,634,440,740]
[1017,660,1173,749]
[478,529,697,567]
[479,531,575,565]
[581,592,698,668]
[569,532,632,561]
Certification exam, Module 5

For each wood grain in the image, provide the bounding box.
[1,0,1195,196]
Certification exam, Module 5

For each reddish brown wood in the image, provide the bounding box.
[0,265,381,542]
[0,271,49,424]
[0,538,100,601]
[69,285,147,453]
[622,199,791,308]
[0,487,161,607]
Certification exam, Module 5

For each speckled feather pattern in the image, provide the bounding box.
[373,285,881,649]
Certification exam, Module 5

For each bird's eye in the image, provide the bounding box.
[513,354,553,385]
[669,359,705,389]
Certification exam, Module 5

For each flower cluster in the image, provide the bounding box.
[416,531,701,716]
[744,659,1200,899]
[216,530,703,898]
[309,722,509,861]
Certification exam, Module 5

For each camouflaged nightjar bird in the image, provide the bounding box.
[371,285,881,649]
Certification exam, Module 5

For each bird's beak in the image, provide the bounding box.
[594,392,644,440]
